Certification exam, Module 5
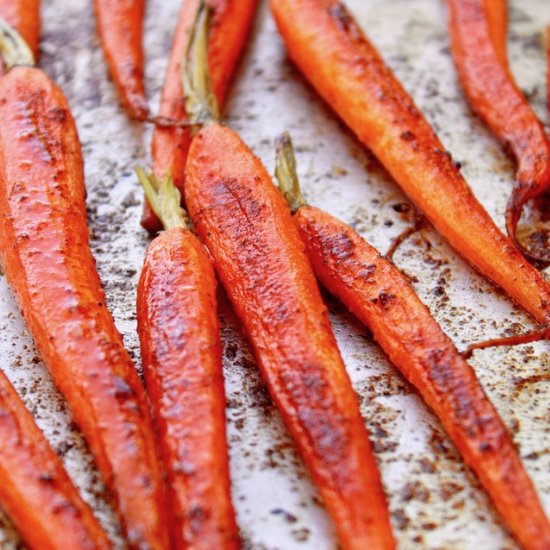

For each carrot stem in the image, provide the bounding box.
[0,17,34,69]
[135,168,189,230]
[274,132,308,213]
[182,1,219,127]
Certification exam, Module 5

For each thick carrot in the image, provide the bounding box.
[270,0,550,325]
[186,123,395,550]
[447,0,550,264]
[0,370,111,550]
[93,0,149,119]
[180,9,394,549]
[136,171,239,549]
[0,0,40,59]
[142,0,257,233]
[0,51,168,549]
[275,133,550,550]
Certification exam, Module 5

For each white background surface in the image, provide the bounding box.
[0,0,548,548]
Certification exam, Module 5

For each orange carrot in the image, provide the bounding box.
[0,370,111,550]
[142,0,257,233]
[135,171,239,549]
[483,0,508,69]
[270,0,550,324]
[463,325,550,359]
[0,29,168,550]
[182,7,395,548]
[0,0,40,59]
[93,0,149,119]
[448,0,550,264]
[275,133,550,550]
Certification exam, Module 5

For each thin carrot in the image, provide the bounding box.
[93,0,149,119]
[0,370,111,550]
[135,170,239,549]
[270,0,550,325]
[462,325,550,359]
[0,27,168,550]
[483,0,508,69]
[274,133,550,550]
[0,1,40,60]
[447,0,550,264]
[182,7,395,548]
[142,0,257,233]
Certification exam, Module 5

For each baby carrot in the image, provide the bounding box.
[270,0,550,325]
[0,370,111,550]
[447,0,550,264]
[0,1,40,60]
[136,170,239,549]
[274,133,550,550]
[182,6,395,548]
[0,27,168,550]
[93,0,149,119]
[142,0,257,233]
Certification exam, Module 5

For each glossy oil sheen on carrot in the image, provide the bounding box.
[143,0,258,232]
[0,66,168,550]
[185,123,395,550]
[294,204,550,550]
[0,370,112,550]
[138,227,239,550]
[270,0,550,324]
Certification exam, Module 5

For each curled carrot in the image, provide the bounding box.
[447,0,550,264]
[0,27,168,549]
[136,170,239,549]
[142,0,257,233]
[182,7,395,548]
[0,370,111,550]
[270,0,550,325]
[275,133,550,550]
[93,0,149,119]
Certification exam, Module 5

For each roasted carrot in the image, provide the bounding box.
[0,27,168,550]
[483,0,508,69]
[142,0,257,233]
[463,325,550,359]
[135,170,239,549]
[93,0,149,119]
[447,0,550,264]
[0,370,111,550]
[0,0,40,60]
[274,133,550,550]
[270,0,550,325]
[181,7,395,548]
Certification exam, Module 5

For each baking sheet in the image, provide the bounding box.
[0,0,549,548]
